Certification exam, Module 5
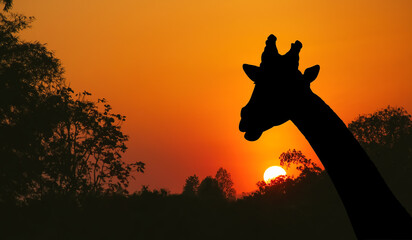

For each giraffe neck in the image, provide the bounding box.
[290,91,412,240]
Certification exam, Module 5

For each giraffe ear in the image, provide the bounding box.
[243,64,260,82]
[303,65,320,83]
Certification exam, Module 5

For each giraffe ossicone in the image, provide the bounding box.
[240,35,319,141]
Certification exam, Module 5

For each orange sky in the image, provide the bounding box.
[14,0,412,194]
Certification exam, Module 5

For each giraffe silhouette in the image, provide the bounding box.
[239,34,412,240]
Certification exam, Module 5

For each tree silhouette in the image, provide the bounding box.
[198,176,224,201]
[247,149,325,202]
[1,0,12,11]
[135,185,169,198]
[182,174,200,197]
[0,12,64,203]
[279,149,322,179]
[348,106,412,211]
[215,168,236,200]
[41,88,145,198]
[0,13,144,203]
[349,106,411,154]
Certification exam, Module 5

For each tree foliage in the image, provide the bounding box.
[0,13,144,203]
[0,12,64,202]
[348,106,412,210]
[41,88,145,197]
[349,106,412,148]
[198,176,224,201]
[215,167,236,200]
[182,174,199,196]
[280,149,322,178]
[248,149,324,201]
[182,168,236,200]
[1,0,12,11]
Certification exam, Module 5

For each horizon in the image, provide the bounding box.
[12,0,412,194]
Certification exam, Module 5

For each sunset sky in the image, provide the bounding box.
[13,0,412,194]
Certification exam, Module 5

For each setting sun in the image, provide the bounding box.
[263,166,287,183]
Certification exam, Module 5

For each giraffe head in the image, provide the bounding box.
[239,35,320,141]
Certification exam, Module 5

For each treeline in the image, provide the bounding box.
[2,149,356,240]
[182,167,236,201]
[3,122,409,240]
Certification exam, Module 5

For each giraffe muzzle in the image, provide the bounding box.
[239,119,264,141]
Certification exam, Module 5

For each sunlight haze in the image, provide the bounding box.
[13,0,412,194]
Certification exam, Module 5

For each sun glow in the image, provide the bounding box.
[264,166,287,183]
